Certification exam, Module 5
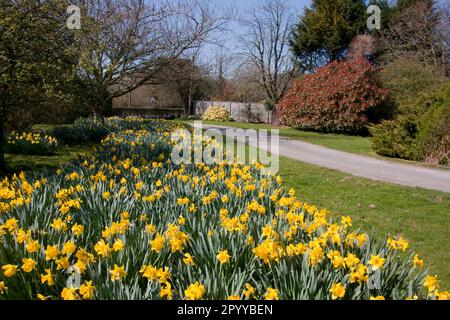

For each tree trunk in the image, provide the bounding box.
[0,118,7,172]
[104,97,113,118]
[93,96,112,124]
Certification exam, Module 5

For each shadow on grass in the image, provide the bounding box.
[1,144,93,178]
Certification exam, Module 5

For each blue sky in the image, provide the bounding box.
[213,0,311,39]
[198,0,312,68]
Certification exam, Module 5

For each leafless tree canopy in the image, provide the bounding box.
[71,0,228,113]
[377,0,449,75]
[238,0,297,106]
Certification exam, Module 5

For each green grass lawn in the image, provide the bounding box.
[2,145,92,177]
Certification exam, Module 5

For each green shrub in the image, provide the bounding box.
[371,81,450,164]
[370,116,417,159]
[415,82,450,165]
[377,55,446,116]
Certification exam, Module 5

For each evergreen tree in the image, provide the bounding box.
[290,0,367,72]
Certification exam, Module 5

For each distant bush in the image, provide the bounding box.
[370,116,417,160]
[201,106,230,122]
[415,82,450,165]
[240,103,262,123]
[279,59,389,134]
[5,132,58,156]
[371,81,450,165]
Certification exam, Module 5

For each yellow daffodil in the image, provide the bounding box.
[160,281,173,300]
[71,224,84,236]
[94,239,112,258]
[110,264,127,282]
[145,224,156,235]
[183,253,195,266]
[243,283,255,299]
[368,255,386,271]
[264,288,279,300]
[21,258,37,273]
[26,240,41,253]
[62,241,76,256]
[61,288,78,300]
[413,254,424,268]
[0,281,7,294]
[79,281,96,299]
[216,250,231,264]
[150,234,165,253]
[184,282,205,300]
[56,256,70,270]
[330,283,346,300]
[113,239,125,252]
[44,245,60,261]
[2,265,18,278]
[40,269,54,286]
[423,275,439,293]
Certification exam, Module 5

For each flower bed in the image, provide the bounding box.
[0,118,448,300]
[5,132,58,156]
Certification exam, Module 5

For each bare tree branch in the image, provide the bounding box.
[236,0,297,106]
[72,0,229,114]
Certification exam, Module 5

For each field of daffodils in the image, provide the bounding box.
[0,118,447,300]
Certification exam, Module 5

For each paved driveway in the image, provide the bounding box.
[200,124,450,193]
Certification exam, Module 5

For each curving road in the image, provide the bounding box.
[199,124,450,193]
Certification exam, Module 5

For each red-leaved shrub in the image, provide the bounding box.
[278,58,389,134]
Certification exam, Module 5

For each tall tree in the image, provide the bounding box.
[376,0,448,73]
[290,0,367,72]
[0,0,76,171]
[71,0,227,119]
[238,0,297,109]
